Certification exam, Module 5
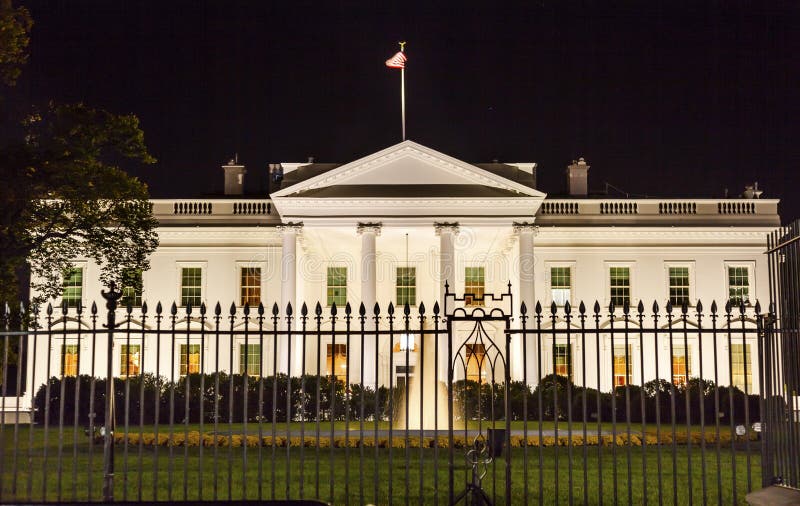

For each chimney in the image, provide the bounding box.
[565,157,590,196]
[741,182,763,199]
[222,157,246,195]
[269,163,284,184]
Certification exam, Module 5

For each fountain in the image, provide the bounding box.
[394,330,455,431]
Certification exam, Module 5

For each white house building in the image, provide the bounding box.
[16,140,779,417]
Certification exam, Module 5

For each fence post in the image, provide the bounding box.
[102,283,122,502]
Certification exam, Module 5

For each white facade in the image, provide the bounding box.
[16,140,779,414]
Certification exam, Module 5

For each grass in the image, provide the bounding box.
[0,425,761,505]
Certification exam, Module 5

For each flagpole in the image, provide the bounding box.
[401,66,406,141]
[400,42,406,141]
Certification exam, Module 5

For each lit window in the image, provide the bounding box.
[327,267,347,307]
[551,267,571,306]
[239,343,261,376]
[396,267,416,306]
[728,267,750,306]
[399,333,415,352]
[554,343,572,382]
[61,344,79,377]
[668,267,690,306]
[609,267,630,307]
[180,344,201,376]
[671,344,691,386]
[181,267,202,307]
[120,344,141,377]
[613,344,632,386]
[326,343,347,381]
[466,343,487,383]
[62,267,83,308]
[465,267,485,306]
[731,344,752,392]
[240,267,261,307]
[121,269,143,307]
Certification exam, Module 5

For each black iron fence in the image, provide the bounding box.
[0,284,772,505]
[764,221,800,492]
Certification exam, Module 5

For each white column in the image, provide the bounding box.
[279,222,302,375]
[514,222,538,384]
[435,223,459,309]
[435,222,459,382]
[358,223,381,388]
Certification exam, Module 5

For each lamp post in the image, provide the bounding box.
[101,282,122,502]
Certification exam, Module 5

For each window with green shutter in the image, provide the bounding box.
[121,268,143,307]
[396,267,416,306]
[465,267,485,306]
[239,343,261,376]
[181,267,202,307]
[668,267,690,306]
[62,267,83,308]
[327,267,347,307]
[731,344,752,392]
[609,267,630,307]
[728,267,750,306]
[551,267,571,306]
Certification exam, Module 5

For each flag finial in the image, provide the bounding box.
[399,41,406,52]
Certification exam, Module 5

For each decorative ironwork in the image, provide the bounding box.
[0,281,772,504]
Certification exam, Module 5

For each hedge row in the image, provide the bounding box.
[35,373,763,426]
[113,430,758,449]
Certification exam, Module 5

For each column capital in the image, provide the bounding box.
[277,222,304,234]
[512,221,539,235]
[357,222,382,236]
[434,222,460,236]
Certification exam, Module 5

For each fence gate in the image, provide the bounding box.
[764,221,800,491]
[445,287,512,505]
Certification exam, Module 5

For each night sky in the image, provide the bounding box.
[8,1,800,221]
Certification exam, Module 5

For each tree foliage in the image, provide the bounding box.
[0,102,159,304]
[0,0,32,87]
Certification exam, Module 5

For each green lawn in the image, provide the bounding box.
[0,425,761,505]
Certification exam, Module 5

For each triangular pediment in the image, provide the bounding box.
[271,140,545,198]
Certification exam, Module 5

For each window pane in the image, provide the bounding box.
[668,267,690,306]
[671,344,691,386]
[327,267,347,306]
[554,343,572,382]
[120,344,141,377]
[465,267,485,306]
[609,267,630,306]
[181,267,202,307]
[326,343,347,381]
[613,344,632,386]
[62,267,83,308]
[240,267,261,307]
[396,267,416,306]
[180,344,201,375]
[551,267,571,305]
[239,343,261,376]
[61,344,79,377]
[731,344,752,392]
[728,267,750,305]
[121,268,143,307]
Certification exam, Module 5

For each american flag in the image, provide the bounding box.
[385,51,407,69]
